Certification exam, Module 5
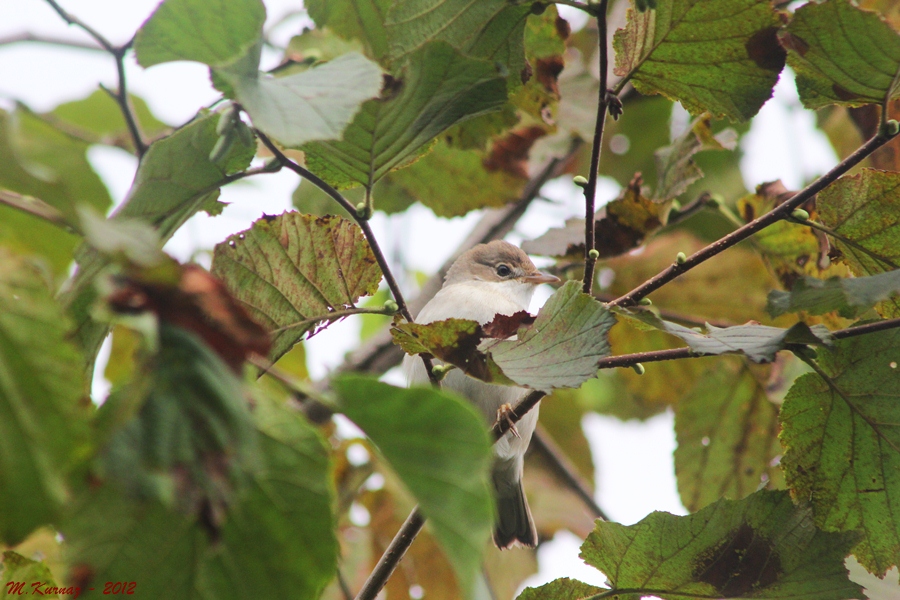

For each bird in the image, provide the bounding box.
[403,240,559,548]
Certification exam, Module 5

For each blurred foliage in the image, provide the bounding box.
[1,1,900,599]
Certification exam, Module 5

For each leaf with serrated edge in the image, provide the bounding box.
[767,270,900,318]
[64,384,337,599]
[333,376,493,598]
[781,0,900,109]
[818,169,900,318]
[614,0,785,121]
[135,0,266,68]
[222,51,383,148]
[211,212,382,364]
[780,327,900,576]
[0,250,86,545]
[675,361,782,512]
[302,42,508,190]
[581,490,863,600]
[618,308,832,363]
[516,577,605,600]
[393,281,615,392]
[653,115,735,201]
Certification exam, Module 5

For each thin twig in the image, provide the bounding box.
[791,216,899,270]
[271,306,397,335]
[532,427,608,520]
[255,130,441,386]
[43,0,147,157]
[0,32,103,51]
[609,131,900,308]
[354,508,426,600]
[0,190,78,233]
[581,0,611,295]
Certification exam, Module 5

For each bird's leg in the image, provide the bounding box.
[494,403,520,438]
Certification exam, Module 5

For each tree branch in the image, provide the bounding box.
[608,130,900,308]
[255,131,440,386]
[43,0,147,157]
[532,426,608,520]
[581,0,611,294]
[270,306,397,335]
[0,32,103,51]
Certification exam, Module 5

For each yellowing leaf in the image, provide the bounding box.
[675,361,782,512]
[210,212,383,364]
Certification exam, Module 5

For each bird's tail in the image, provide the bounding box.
[492,459,536,549]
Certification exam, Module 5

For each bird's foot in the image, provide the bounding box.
[494,403,520,438]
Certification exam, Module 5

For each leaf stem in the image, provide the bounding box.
[43,0,147,157]
[790,216,899,270]
[255,131,440,386]
[270,306,398,335]
[581,0,611,295]
[609,130,900,308]
[0,190,79,233]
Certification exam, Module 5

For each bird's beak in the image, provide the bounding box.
[520,271,560,285]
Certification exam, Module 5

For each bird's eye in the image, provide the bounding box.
[496,264,512,277]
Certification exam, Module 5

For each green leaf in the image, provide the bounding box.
[302,42,508,190]
[780,327,900,576]
[77,207,165,268]
[65,385,336,599]
[63,109,257,366]
[767,270,900,318]
[210,212,383,364]
[306,0,392,62]
[0,250,86,545]
[385,0,531,79]
[516,577,604,600]
[675,361,782,512]
[220,50,384,148]
[0,108,111,278]
[134,0,266,68]
[393,281,616,392]
[817,169,900,317]
[581,490,863,599]
[618,308,833,363]
[781,0,900,109]
[332,375,494,598]
[380,138,526,217]
[613,0,785,121]
[98,325,255,510]
[653,114,737,202]
[116,110,256,234]
[52,89,169,149]
[1,551,60,595]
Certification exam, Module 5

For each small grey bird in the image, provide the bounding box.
[404,240,559,548]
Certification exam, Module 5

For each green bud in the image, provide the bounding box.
[636,0,648,11]
[675,251,687,265]
[791,208,810,221]
[530,2,546,15]
[355,202,368,218]
[588,248,600,260]
[638,298,652,306]
[631,363,645,375]
[669,199,682,213]
[431,364,454,381]
[882,119,900,137]
[383,299,399,313]
[573,175,589,187]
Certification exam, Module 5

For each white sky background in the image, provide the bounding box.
[6,1,894,597]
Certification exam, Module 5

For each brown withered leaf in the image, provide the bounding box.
[107,261,270,372]
[523,173,663,259]
[483,126,548,179]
